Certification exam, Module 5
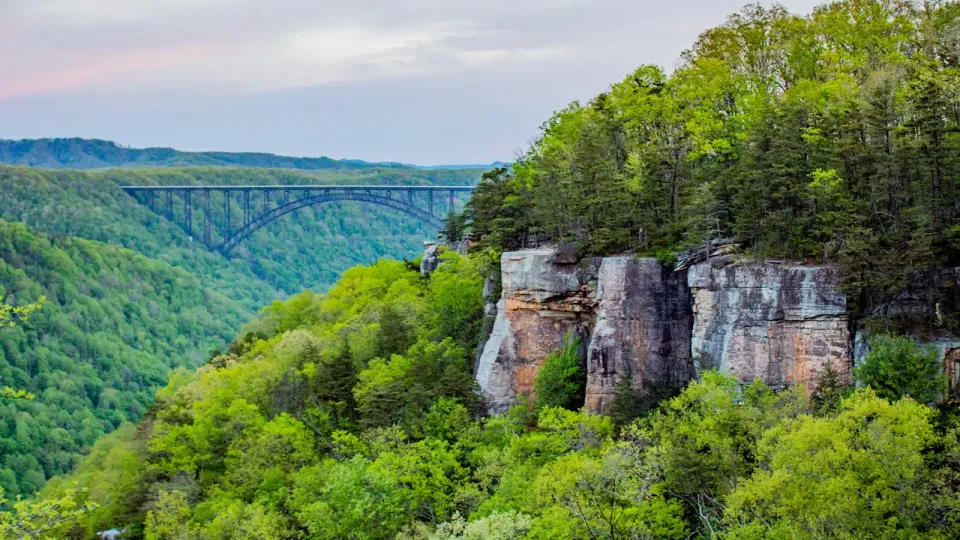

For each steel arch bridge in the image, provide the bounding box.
[121,185,475,254]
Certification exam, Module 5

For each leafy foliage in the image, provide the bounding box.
[533,334,585,412]
[856,334,947,403]
[0,298,43,329]
[0,487,97,539]
[0,221,251,498]
[725,389,939,539]
[466,0,960,322]
[0,298,45,402]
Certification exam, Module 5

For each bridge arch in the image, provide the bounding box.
[217,191,445,254]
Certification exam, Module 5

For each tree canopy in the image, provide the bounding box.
[466,0,960,327]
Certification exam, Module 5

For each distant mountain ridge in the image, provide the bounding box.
[0,138,502,171]
[0,137,407,170]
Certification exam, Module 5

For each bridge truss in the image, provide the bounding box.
[121,185,475,254]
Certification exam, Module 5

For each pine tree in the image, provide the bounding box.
[378,304,414,357]
[440,211,468,243]
[314,341,359,426]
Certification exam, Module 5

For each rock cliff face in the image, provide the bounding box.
[688,261,851,391]
[474,250,599,413]
[420,242,441,276]
[946,343,960,400]
[475,249,860,413]
[421,239,470,277]
[585,258,692,412]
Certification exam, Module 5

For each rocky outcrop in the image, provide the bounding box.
[475,250,599,413]
[585,258,692,412]
[688,261,851,391]
[420,242,441,277]
[946,343,960,400]
[476,249,864,414]
[421,239,470,277]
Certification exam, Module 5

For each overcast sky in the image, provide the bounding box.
[0,0,823,165]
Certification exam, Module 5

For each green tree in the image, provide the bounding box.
[0,297,43,328]
[378,303,415,358]
[530,447,687,539]
[725,389,938,539]
[645,371,807,535]
[856,334,947,403]
[533,334,585,412]
[0,297,43,401]
[440,211,468,243]
[608,374,638,432]
[290,457,409,540]
[309,341,359,427]
[144,490,192,540]
[0,488,97,539]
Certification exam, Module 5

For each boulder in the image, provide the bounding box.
[420,241,441,277]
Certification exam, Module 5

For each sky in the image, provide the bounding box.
[0,0,823,165]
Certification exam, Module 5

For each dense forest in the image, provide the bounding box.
[0,161,480,498]
[6,0,960,538]
[466,0,960,326]
[0,139,412,171]
[0,221,251,499]
[34,251,960,539]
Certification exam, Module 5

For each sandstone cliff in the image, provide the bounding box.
[585,258,692,412]
[474,250,598,414]
[688,261,851,391]
[472,247,956,413]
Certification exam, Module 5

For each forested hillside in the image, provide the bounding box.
[0,221,252,499]
[12,1,960,539]
[40,250,960,539]
[0,163,479,499]
[0,139,409,171]
[467,0,960,322]
[0,165,480,298]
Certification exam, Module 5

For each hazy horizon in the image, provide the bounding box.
[2,0,822,165]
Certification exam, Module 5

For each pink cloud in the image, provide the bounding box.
[0,44,212,99]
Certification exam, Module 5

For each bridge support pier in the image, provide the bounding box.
[184,190,192,237]
[223,191,232,237]
[203,189,211,247]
